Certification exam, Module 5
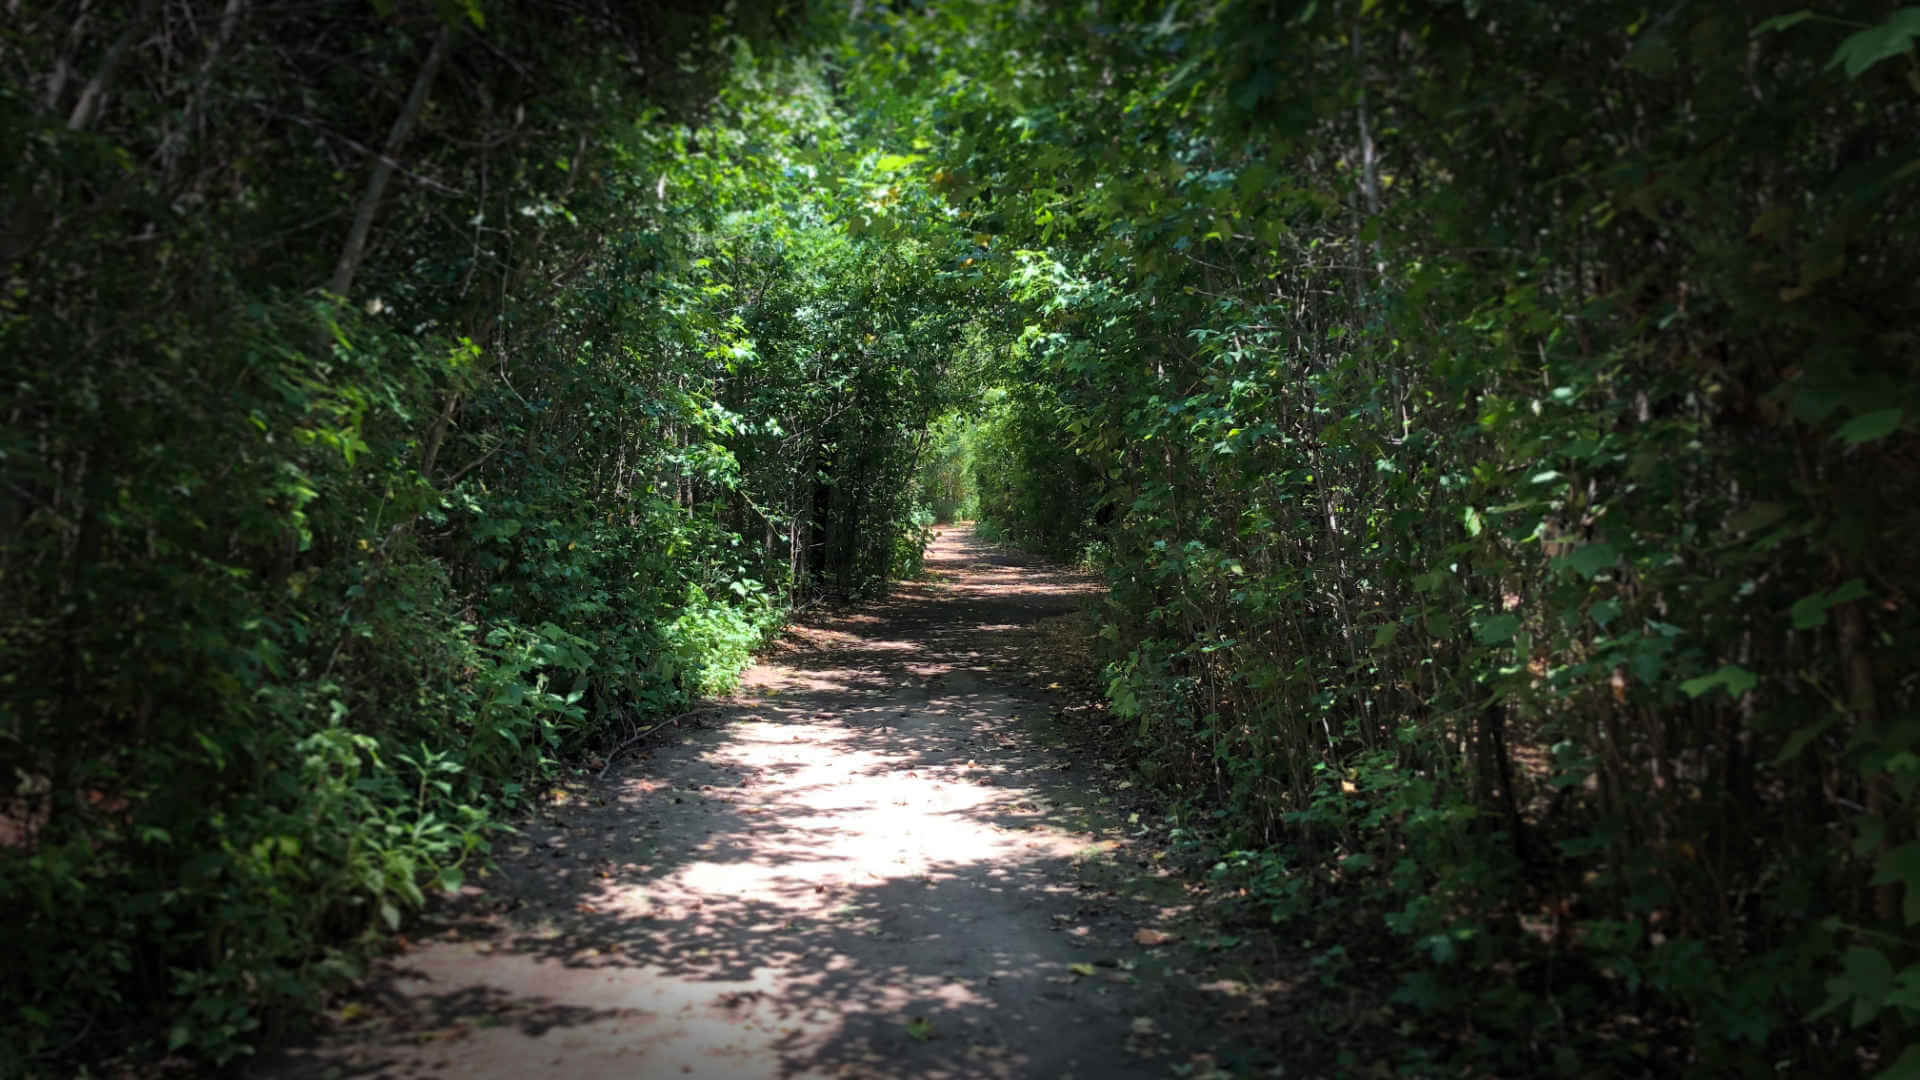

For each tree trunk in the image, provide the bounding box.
[327,23,450,302]
[66,0,157,133]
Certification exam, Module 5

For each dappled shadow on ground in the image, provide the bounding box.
[262,529,1291,1080]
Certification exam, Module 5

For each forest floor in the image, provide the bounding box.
[260,527,1375,1080]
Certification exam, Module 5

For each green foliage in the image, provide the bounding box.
[5,0,1915,1073]
[839,0,1919,1072]
[662,583,782,699]
[0,2,952,1071]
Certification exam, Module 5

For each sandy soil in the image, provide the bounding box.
[260,527,1272,1080]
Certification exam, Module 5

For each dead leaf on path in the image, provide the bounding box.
[1130,1016,1159,1036]
[1134,928,1178,946]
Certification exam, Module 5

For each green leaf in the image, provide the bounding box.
[1790,579,1871,629]
[1843,945,1895,1028]
[1772,717,1833,765]
[873,153,924,173]
[1830,10,1920,78]
[1752,10,1815,35]
[1474,613,1521,645]
[1725,502,1786,533]
[437,866,466,893]
[1590,598,1621,628]
[1680,664,1758,700]
[1869,843,1920,924]
[431,0,484,27]
[1559,542,1618,581]
[1836,408,1904,445]
[1372,623,1400,649]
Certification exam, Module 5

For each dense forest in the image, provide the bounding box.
[3,0,1916,1075]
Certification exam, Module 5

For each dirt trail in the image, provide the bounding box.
[266,528,1254,1080]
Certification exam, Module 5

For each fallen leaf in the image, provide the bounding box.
[905,1016,936,1041]
[1069,962,1096,976]
[1134,928,1178,946]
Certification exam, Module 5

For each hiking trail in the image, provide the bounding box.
[264,527,1274,1080]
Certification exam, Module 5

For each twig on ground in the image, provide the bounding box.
[597,707,726,780]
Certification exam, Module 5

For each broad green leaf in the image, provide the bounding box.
[1560,542,1617,581]
[1474,613,1521,645]
[1680,664,1758,700]
[1790,579,1871,629]
[1590,598,1621,628]
[1830,9,1920,77]
[1836,408,1904,445]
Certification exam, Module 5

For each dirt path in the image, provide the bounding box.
[265,528,1259,1080]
